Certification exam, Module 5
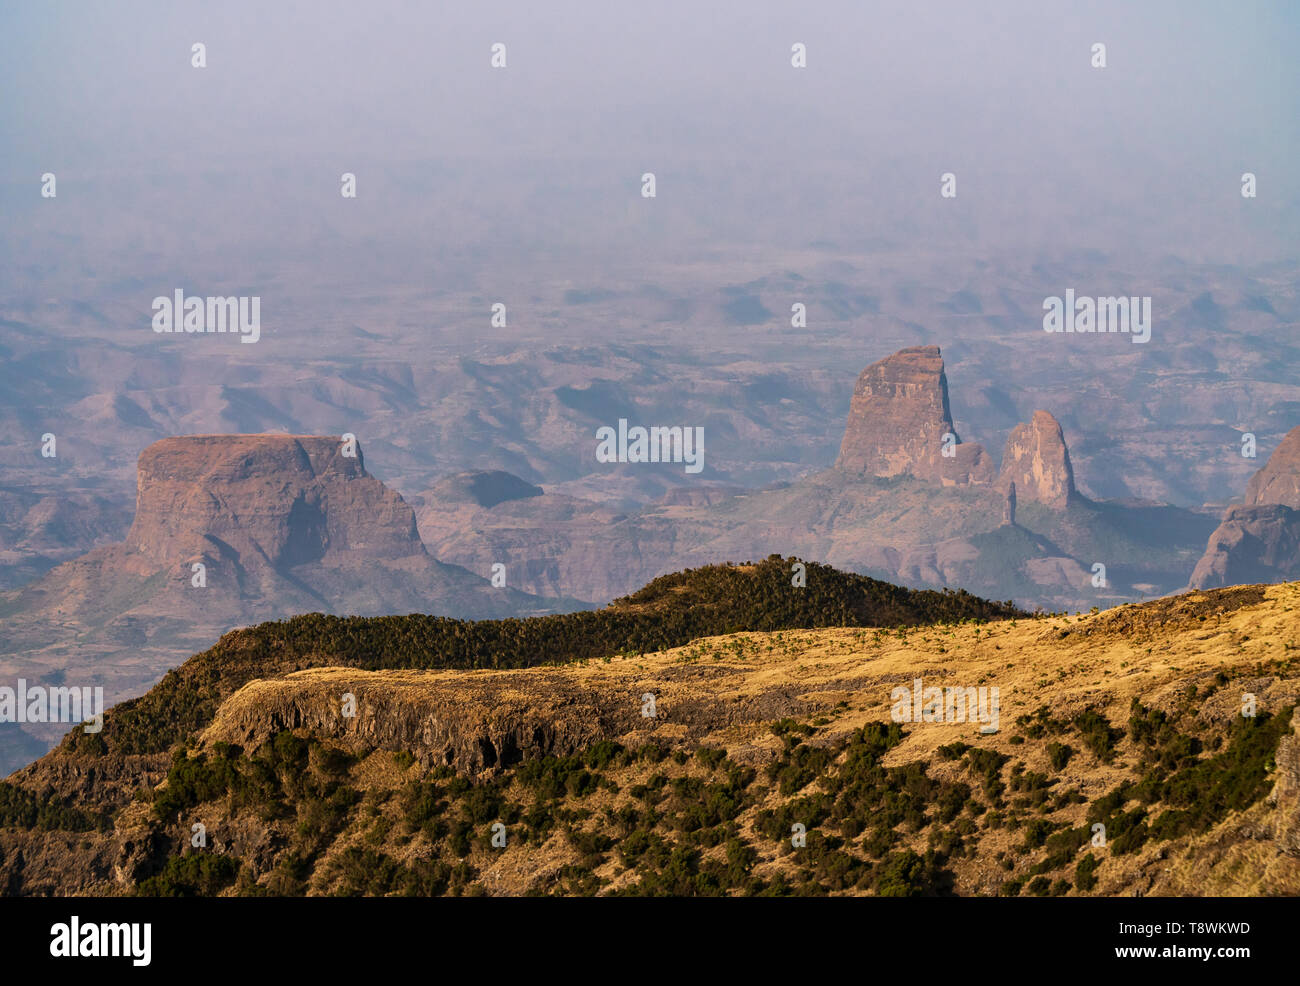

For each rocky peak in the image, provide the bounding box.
[1246,426,1300,509]
[125,434,424,569]
[835,346,994,485]
[1189,503,1300,589]
[997,410,1076,509]
[1188,425,1300,589]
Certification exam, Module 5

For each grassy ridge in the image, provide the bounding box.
[71,556,1021,759]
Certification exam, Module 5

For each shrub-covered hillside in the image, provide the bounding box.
[3,577,1300,897]
[68,556,1021,760]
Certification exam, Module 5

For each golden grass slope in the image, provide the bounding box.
[176,581,1300,896]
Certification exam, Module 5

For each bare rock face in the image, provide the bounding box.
[997,410,1076,509]
[202,669,627,777]
[0,436,569,778]
[1188,504,1300,589]
[835,346,994,486]
[126,435,424,570]
[1246,427,1300,509]
[1188,426,1300,589]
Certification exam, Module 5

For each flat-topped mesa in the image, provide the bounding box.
[996,410,1076,510]
[1246,427,1300,509]
[125,434,425,568]
[835,346,994,485]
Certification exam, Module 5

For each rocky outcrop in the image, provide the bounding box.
[126,435,425,570]
[1189,504,1300,589]
[202,668,629,776]
[1245,427,1300,508]
[997,410,1076,509]
[1190,426,1300,589]
[10,434,553,619]
[0,436,572,777]
[17,436,573,624]
[835,346,994,486]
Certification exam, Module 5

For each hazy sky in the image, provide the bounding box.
[2,0,1297,306]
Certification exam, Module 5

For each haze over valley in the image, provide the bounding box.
[2,2,1299,908]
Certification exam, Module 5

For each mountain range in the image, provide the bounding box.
[417,345,1257,610]
[2,558,1296,897]
[6,343,1300,776]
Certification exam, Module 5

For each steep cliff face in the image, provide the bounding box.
[1246,427,1300,509]
[20,434,473,616]
[1189,504,1300,589]
[416,352,1204,612]
[997,410,1076,509]
[125,435,425,569]
[834,346,994,486]
[7,434,567,617]
[1190,426,1300,589]
[202,668,639,775]
[0,435,569,777]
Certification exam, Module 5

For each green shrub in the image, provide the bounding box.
[1072,710,1124,762]
[872,849,950,897]
[1047,742,1074,771]
[1075,853,1099,892]
[136,853,240,897]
